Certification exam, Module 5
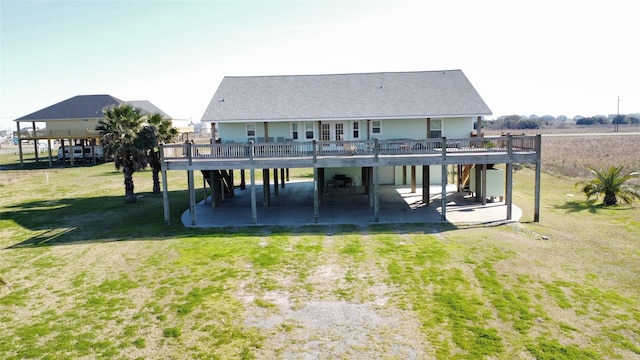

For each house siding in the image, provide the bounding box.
[392,165,444,185]
[442,117,474,138]
[219,116,474,143]
[47,119,101,132]
[373,118,425,139]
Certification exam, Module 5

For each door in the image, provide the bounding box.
[321,122,345,152]
[321,122,345,142]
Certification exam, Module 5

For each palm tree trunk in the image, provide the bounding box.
[604,192,617,206]
[149,150,161,194]
[151,153,161,194]
[123,164,137,203]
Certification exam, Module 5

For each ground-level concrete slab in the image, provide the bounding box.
[180,180,522,227]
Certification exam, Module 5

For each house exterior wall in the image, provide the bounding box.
[219,123,252,142]
[373,118,425,139]
[442,117,474,138]
[218,116,475,143]
[46,119,101,132]
[220,121,319,142]
[392,165,444,185]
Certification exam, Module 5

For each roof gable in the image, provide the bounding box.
[202,70,492,122]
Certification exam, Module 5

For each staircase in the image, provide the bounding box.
[201,170,234,197]
[460,164,473,192]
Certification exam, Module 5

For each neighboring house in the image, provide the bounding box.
[161,70,542,225]
[13,95,172,167]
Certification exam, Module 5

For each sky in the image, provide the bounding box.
[1,0,639,131]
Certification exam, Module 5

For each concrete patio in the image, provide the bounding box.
[180,180,522,227]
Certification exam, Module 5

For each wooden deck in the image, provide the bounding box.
[161,135,541,170]
[159,135,542,226]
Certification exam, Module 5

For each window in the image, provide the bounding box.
[372,120,381,135]
[305,122,314,139]
[292,123,298,140]
[430,119,442,138]
[352,122,359,139]
[246,123,256,138]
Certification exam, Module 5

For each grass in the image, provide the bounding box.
[1,143,639,358]
[541,135,640,182]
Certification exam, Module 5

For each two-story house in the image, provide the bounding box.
[161,70,541,225]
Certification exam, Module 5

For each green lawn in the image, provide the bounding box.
[0,156,638,359]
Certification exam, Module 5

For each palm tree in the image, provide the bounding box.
[577,165,640,206]
[138,113,178,193]
[96,104,147,203]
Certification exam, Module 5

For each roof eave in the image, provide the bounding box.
[202,113,492,123]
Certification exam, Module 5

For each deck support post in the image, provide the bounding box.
[250,167,257,224]
[441,137,447,221]
[228,170,235,198]
[17,122,24,168]
[402,166,407,185]
[250,141,257,224]
[411,166,416,193]
[313,167,319,223]
[369,167,374,207]
[207,171,214,207]
[318,167,325,203]
[475,165,482,202]
[506,135,514,220]
[263,169,270,207]
[506,163,513,220]
[91,139,97,163]
[482,164,487,206]
[188,169,196,226]
[280,168,285,188]
[373,166,379,222]
[534,134,542,222]
[47,138,53,167]
[212,170,222,208]
[69,138,74,166]
[422,165,430,204]
[240,169,246,190]
[273,168,279,196]
[441,164,447,221]
[362,167,370,195]
[60,139,66,165]
[160,144,170,226]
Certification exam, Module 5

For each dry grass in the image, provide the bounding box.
[486,125,640,183]
[541,135,640,182]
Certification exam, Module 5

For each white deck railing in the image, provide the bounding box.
[161,136,539,162]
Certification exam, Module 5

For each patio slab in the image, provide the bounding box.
[180,180,522,227]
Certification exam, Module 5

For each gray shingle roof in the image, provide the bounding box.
[128,100,172,119]
[15,95,172,121]
[16,95,123,121]
[202,70,491,123]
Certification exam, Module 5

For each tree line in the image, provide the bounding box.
[487,114,640,129]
